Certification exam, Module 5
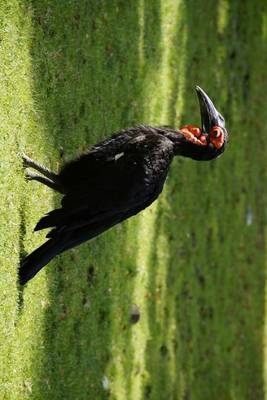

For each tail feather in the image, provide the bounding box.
[34,209,63,231]
[19,238,66,285]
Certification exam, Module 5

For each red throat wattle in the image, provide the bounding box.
[180,124,225,149]
[179,124,207,146]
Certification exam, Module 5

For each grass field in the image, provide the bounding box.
[0,1,267,399]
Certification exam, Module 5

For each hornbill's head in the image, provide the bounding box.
[175,86,228,161]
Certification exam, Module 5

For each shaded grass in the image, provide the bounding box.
[0,0,266,399]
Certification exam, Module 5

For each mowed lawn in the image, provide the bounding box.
[0,1,267,399]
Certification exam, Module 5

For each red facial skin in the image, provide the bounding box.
[209,126,225,149]
[180,124,207,146]
[180,124,224,149]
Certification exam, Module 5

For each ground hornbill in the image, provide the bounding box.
[19,86,228,284]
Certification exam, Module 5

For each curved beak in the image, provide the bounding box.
[195,86,225,133]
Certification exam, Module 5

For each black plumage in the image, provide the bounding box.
[19,87,228,284]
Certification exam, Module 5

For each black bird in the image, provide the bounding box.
[19,86,228,284]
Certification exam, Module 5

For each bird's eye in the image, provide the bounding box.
[213,129,221,138]
[209,126,225,149]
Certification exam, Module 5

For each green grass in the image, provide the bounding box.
[0,1,267,399]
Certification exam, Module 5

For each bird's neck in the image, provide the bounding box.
[161,129,188,155]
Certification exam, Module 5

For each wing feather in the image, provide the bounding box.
[35,133,174,243]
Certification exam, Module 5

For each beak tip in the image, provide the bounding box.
[195,85,205,95]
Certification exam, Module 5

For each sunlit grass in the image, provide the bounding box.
[263,11,267,400]
[265,224,267,400]
[0,1,266,399]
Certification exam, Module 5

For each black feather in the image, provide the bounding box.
[20,123,227,284]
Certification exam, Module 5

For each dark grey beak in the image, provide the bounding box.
[195,86,225,133]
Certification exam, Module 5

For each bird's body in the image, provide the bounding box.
[19,87,229,284]
[39,126,176,248]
